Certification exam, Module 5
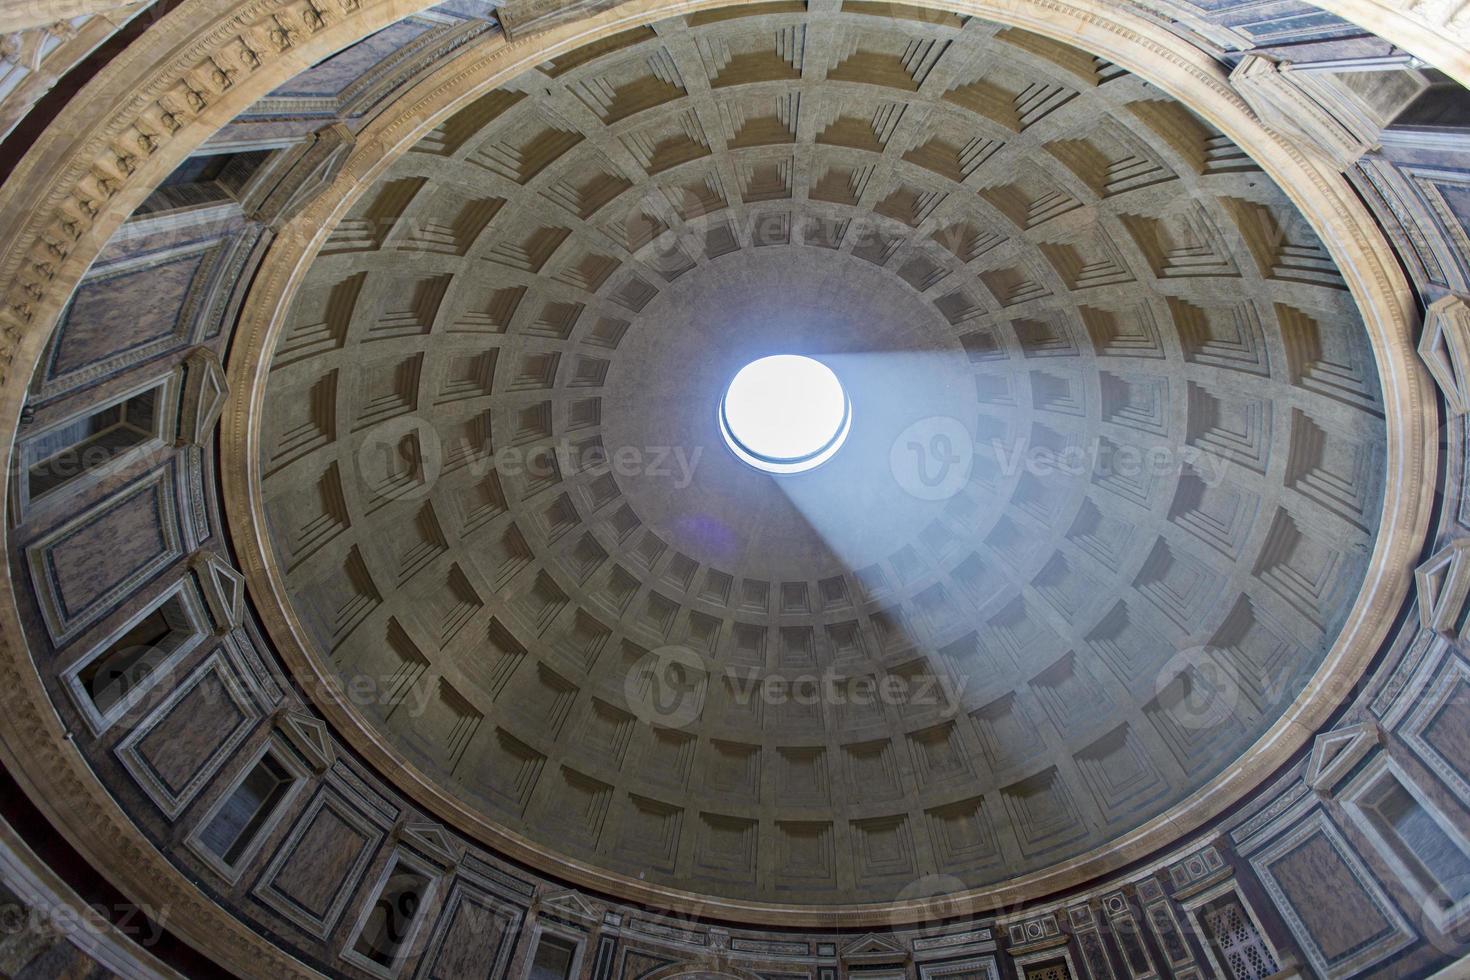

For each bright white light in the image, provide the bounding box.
[720,355,851,474]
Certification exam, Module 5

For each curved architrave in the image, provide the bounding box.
[0,1,1433,972]
[220,0,1435,927]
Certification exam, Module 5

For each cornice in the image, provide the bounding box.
[0,815,185,980]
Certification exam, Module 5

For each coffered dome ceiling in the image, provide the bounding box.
[254,6,1385,906]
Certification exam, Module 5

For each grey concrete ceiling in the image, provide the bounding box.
[258,7,1385,904]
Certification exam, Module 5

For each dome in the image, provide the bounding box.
[0,0,1464,975]
[250,11,1385,908]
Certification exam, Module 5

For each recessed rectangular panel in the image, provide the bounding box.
[27,466,186,644]
[115,650,262,818]
[1250,810,1413,978]
[253,787,384,938]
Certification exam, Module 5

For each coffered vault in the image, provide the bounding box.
[0,0,1466,977]
[249,10,1388,906]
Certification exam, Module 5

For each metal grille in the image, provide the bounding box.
[1203,896,1279,980]
[1024,963,1071,980]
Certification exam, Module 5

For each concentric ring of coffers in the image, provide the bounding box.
[253,6,1387,905]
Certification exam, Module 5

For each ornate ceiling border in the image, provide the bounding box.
[0,0,1435,965]
[219,0,1435,926]
[0,3,480,977]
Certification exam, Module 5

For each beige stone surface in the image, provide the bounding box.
[0,0,141,33]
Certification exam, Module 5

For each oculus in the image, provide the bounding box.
[719,355,851,474]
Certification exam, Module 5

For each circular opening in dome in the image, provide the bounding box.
[720,355,851,474]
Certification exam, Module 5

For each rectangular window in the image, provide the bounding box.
[23,383,165,504]
[530,935,579,980]
[1364,776,1470,902]
[344,852,438,978]
[134,150,272,216]
[74,592,197,720]
[198,752,296,866]
[1346,759,1470,928]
